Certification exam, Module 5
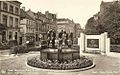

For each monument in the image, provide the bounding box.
[27,30,94,70]
[40,30,79,61]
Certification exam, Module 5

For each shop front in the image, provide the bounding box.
[25,33,35,42]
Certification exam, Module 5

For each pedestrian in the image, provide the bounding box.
[14,45,18,56]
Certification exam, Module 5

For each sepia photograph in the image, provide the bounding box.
[0,0,120,75]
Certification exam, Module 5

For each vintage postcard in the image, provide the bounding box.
[0,0,120,75]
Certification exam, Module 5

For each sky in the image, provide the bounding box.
[18,0,114,28]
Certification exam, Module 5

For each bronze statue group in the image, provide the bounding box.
[47,29,73,49]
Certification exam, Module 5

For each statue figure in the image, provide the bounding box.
[62,31,67,46]
[51,30,56,48]
[67,32,73,47]
[69,32,73,44]
[47,30,51,47]
[66,33,68,45]
[47,29,56,48]
[58,30,63,47]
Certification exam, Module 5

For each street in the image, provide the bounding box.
[0,50,120,75]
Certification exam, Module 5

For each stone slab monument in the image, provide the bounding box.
[78,32,110,55]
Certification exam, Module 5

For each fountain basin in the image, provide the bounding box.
[40,48,79,61]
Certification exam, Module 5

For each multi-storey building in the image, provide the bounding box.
[74,23,81,38]
[34,11,48,40]
[0,1,21,43]
[26,10,57,40]
[34,12,43,41]
[56,18,76,37]
[35,11,57,40]
[45,11,57,31]
[19,8,36,44]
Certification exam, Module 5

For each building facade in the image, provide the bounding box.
[56,18,76,37]
[34,12,43,42]
[26,10,57,41]
[20,9,36,44]
[0,1,21,44]
[34,11,48,40]
[45,11,57,31]
[74,23,81,38]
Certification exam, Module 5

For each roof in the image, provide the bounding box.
[36,12,48,20]
[20,9,34,20]
[13,1,22,4]
[57,18,71,21]
[8,1,22,6]
[57,23,69,25]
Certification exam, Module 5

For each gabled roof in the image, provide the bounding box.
[57,18,72,22]
[20,9,34,20]
[36,12,47,19]
[9,1,22,6]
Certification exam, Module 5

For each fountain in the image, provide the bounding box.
[40,30,79,62]
[27,29,94,70]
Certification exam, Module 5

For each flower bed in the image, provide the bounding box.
[27,56,93,70]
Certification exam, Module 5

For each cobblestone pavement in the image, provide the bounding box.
[0,50,120,75]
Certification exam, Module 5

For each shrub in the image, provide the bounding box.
[110,45,120,53]
[11,45,29,54]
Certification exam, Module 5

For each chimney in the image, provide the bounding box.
[22,6,25,11]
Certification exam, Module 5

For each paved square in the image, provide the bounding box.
[0,50,120,75]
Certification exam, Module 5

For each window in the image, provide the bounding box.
[2,31,6,43]
[33,29,34,32]
[27,27,28,32]
[48,26,49,30]
[15,18,18,27]
[36,28,38,31]
[3,2,8,11]
[0,2,1,10]
[29,20,30,25]
[2,15,7,26]
[29,27,30,32]
[15,7,19,15]
[9,32,12,40]
[9,5,13,13]
[27,20,29,25]
[15,32,17,40]
[9,17,13,27]
[40,25,42,31]
[31,21,32,25]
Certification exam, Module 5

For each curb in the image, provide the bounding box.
[26,62,95,73]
